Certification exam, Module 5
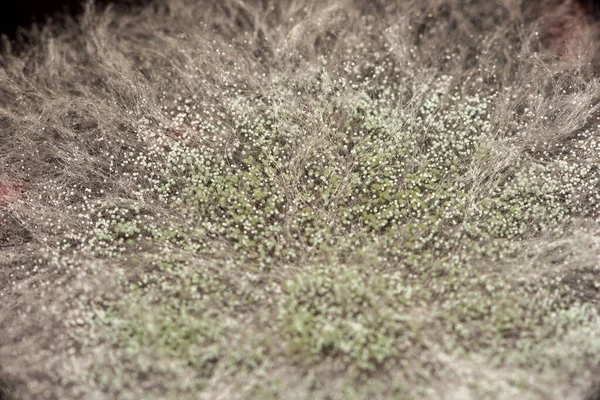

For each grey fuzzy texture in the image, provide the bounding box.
[1,0,600,399]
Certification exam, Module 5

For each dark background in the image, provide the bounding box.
[0,0,149,40]
[3,0,92,37]
[587,0,600,14]
[2,0,600,41]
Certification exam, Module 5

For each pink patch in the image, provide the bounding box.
[529,0,597,62]
[0,183,23,207]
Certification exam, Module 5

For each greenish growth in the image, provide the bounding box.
[279,264,422,372]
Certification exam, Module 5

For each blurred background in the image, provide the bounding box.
[0,0,149,40]
[1,0,599,54]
